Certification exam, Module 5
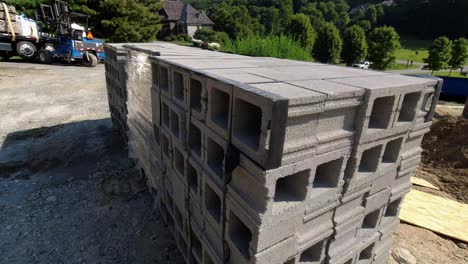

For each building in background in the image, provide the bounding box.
[159,0,214,38]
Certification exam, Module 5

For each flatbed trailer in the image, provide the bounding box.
[0,32,55,60]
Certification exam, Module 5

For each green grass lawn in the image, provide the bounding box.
[396,36,432,63]
[432,71,468,78]
[390,63,420,70]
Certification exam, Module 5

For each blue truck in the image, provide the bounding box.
[0,0,104,67]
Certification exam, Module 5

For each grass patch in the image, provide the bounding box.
[223,35,312,61]
[396,36,432,63]
[389,63,419,70]
[432,71,468,78]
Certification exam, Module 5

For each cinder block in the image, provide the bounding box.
[203,127,229,185]
[172,140,188,185]
[157,60,172,98]
[190,222,203,264]
[344,132,407,196]
[330,75,437,144]
[201,170,224,236]
[151,88,161,126]
[176,227,190,262]
[188,158,203,205]
[297,236,330,264]
[231,82,326,170]
[355,232,380,264]
[363,188,391,215]
[202,220,225,264]
[161,95,187,148]
[206,77,233,140]
[228,148,349,229]
[189,72,208,121]
[188,117,205,165]
[225,195,302,258]
[190,197,204,232]
[369,171,396,195]
[161,127,173,173]
[357,206,385,240]
[286,80,365,155]
[171,66,190,110]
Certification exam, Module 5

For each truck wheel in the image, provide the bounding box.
[38,49,54,64]
[16,41,37,60]
[82,53,98,67]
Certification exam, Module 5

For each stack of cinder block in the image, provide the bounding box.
[0,2,18,34]
[103,42,441,264]
[104,44,130,143]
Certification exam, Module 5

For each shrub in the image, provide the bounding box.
[285,13,316,52]
[216,32,231,45]
[222,35,311,61]
[194,28,218,42]
[177,34,191,42]
[163,36,172,41]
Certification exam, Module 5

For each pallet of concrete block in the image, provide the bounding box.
[0,2,16,21]
[103,43,130,143]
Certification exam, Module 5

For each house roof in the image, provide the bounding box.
[162,0,214,25]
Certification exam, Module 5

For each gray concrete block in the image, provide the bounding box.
[171,66,190,110]
[161,95,187,148]
[355,232,380,264]
[161,127,173,173]
[188,158,203,205]
[206,77,233,140]
[251,237,298,264]
[225,195,301,256]
[329,75,436,145]
[151,88,161,127]
[296,236,330,264]
[176,228,190,263]
[369,171,396,195]
[201,170,224,236]
[203,127,228,184]
[345,132,407,196]
[296,210,334,255]
[231,82,326,169]
[357,206,385,240]
[190,221,203,264]
[172,140,188,186]
[202,220,225,264]
[286,80,365,155]
[228,148,349,228]
[188,117,205,165]
[157,60,172,98]
[363,188,391,214]
[189,72,207,121]
[190,197,204,232]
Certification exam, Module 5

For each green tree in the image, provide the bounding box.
[449,38,468,75]
[425,36,452,73]
[342,25,367,66]
[285,13,316,52]
[99,0,163,42]
[367,26,400,70]
[313,22,342,63]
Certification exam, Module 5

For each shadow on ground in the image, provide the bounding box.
[0,118,184,264]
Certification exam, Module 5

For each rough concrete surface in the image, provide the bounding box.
[0,62,184,264]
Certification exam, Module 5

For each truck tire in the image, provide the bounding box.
[82,53,98,67]
[16,41,37,60]
[38,49,54,64]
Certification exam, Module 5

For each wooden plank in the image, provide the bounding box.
[399,189,468,242]
[410,177,439,190]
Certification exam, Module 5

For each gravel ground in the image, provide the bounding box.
[0,62,183,264]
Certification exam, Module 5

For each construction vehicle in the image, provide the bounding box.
[0,0,104,67]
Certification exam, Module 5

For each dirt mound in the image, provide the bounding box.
[420,116,468,203]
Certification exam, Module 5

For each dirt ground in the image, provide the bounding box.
[0,62,184,264]
[0,61,466,264]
